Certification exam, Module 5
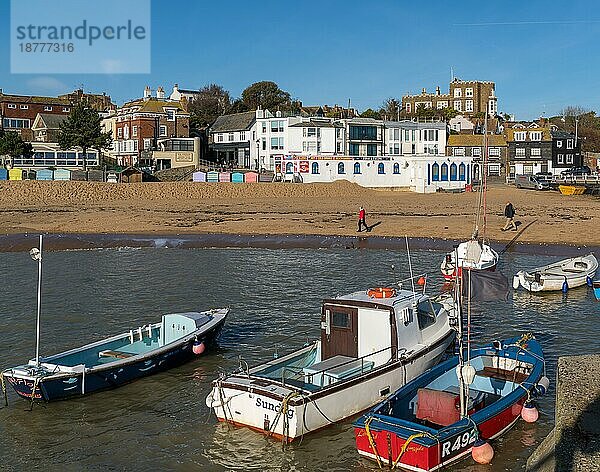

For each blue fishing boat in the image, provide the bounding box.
[594,280,600,301]
[354,335,548,471]
[1,236,229,403]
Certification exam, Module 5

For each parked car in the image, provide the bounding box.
[561,166,592,176]
[515,174,550,190]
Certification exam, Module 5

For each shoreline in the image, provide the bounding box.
[1,231,597,256]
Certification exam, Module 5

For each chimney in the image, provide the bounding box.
[143,85,151,99]
[436,86,441,96]
[422,88,426,94]
[156,86,165,99]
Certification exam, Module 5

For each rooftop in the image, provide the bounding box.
[447,134,507,146]
[210,111,256,132]
[0,92,70,105]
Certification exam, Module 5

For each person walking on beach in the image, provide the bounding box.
[502,201,517,231]
[357,206,368,232]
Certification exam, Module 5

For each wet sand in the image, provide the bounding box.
[0,180,598,251]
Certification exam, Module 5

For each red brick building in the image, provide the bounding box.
[112,86,190,166]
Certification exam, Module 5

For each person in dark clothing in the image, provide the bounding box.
[357,206,368,232]
[502,201,517,231]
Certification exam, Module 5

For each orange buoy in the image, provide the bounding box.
[521,401,539,423]
[367,287,396,299]
[471,438,494,464]
[417,276,426,286]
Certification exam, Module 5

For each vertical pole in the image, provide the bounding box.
[35,234,43,366]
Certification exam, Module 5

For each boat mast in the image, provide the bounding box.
[472,113,489,241]
[31,235,43,366]
[454,246,467,417]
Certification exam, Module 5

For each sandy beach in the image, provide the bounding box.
[0,180,598,247]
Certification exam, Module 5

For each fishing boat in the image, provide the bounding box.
[594,280,600,301]
[441,113,499,280]
[353,334,547,471]
[206,276,458,442]
[513,253,598,292]
[1,236,229,402]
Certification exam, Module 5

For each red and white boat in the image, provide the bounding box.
[440,240,498,280]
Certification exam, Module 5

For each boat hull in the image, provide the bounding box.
[441,241,499,281]
[207,331,455,441]
[4,317,226,402]
[515,254,598,292]
[594,281,600,301]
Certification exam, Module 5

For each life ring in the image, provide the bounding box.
[367,287,396,299]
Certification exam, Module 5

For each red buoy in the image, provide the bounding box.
[192,341,206,355]
[521,401,539,423]
[471,438,494,464]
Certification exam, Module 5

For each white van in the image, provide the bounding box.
[515,174,549,190]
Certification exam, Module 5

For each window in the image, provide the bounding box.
[349,125,377,140]
[378,163,385,174]
[133,140,138,151]
[566,154,574,164]
[306,127,317,137]
[217,133,223,142]
[489,147,500,157]
[354,162,361,174]
[423,129,438,142]
[557,140,563,148]
[261,122,267,133]
[529,131,542,141]
[432,162,439,181]
[143,138,151,150]
[531,148,541,157]
[349,143,360,156]
[405,103,411,113]
[159,125,167,137]
[516,148,526,157]
[271,120,284,132]
[441,163,449,181]
[44,106,53,111]
[311,162,319,174]
[454,88,462,98]
[450,163,457,181]
[166,109,175,121]
[472,147,481,157]
[303,141,317,153]
[240,131,245,141]
[132,126,138,137]
[3,118,30,129]
[338,162,345,174]
[63,107,70,112]
[20,105,28,109]
[557,153,564,164]
[229,133,234,142]
[459,163,466,181]
[336,142,342,153]
[453,147,465,156]
[332,311,350,328]
[404,130,410,141]
[514,132,526,141]
[270,137,284,150]
[453,100,462,112]
[285,162,294,174]
[117,128,123,138]
[567,139,574,149]
[262,138,266,150]
[393,163,400,174]
[425,144,439,155]
[465,100,473,112]
[436,101,445,109]
[367,144,377,156]
[7,104,16,109]
[465,88,473,97]
[393,143,399,155]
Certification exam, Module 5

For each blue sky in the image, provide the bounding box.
[1,0,599,119]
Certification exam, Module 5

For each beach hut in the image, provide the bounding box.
[87,169,104,182]
[259,173,273,182]
[70,170,87,181]
[53,168,71,181]
[25,170,36,180]
[244,172,259,183]
[9,168,24,180]
[219,172,231,183]
[0,169,8,181]
[192,171,206,182]
[119,167,143,183]
[231,172,244,183]
[207,171,219,182]
[36,169,54,181]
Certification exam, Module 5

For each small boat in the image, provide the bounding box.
[441,239,499,280]
[593,280,600,301]
[513,254,598,292]
[558,185,586,195]
[354,334,548,471]
[206,278,458,442]
[1,236,229,402]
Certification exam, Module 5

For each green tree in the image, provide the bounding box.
[188,84,231,129]
[359,108,382,119]
[0,129,33,161]
[241,81,292,111]
[381,98,401,120]
[58,103,112,170]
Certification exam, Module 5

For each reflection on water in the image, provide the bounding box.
[0,247,598,471]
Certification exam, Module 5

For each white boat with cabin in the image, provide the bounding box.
[206,282,457,442]
[513,253,598,292]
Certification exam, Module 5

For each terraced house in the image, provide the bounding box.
[446,134,508,180]
[504,122,553,178]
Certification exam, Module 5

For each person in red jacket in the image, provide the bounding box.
[357,206,368,232]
